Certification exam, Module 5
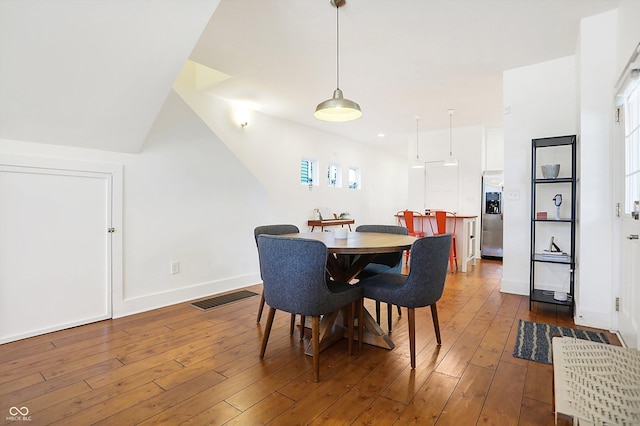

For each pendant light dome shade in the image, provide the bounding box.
[314,89,362,122]
[314,0,362,122]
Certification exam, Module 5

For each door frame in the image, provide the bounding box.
[0,153,123,334]
[611,65,640,347]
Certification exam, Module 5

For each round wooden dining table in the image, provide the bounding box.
[284,231,417,283]
[282,231,417,353]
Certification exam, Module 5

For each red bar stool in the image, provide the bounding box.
[397,210,425,264]
[429,211,458,272]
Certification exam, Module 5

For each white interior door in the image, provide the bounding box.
[614,71,640,349]
[0,165,113,343]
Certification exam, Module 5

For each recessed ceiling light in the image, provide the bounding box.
[377,133,385,138]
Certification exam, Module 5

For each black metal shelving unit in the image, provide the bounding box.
[529,135,577,312]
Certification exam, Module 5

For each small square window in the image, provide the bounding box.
[301,158,317,187]
[328,163,341,187]
[348,166,361,189]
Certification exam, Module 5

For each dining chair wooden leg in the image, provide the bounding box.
[299,315,306,341]
[358,298,364,351]
[348,302,355,356]
[375,300,381,325]
[260,307,276,359]
[289,313,296,335]
[312,316,320,383]
[257,292,266,322]
[430,303,441,344]
[397,305,402,316]
[408,307,416,369]
[387,303,393,332]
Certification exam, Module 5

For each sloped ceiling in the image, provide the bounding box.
[0,0,619,154]
[191,0,618,152]
[0,0,220,153]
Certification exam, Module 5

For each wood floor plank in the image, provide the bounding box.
[351,395,406,425]
[93,370,224,425]
[470,314,514,370]
[49,382,165,426]
[523,360,553,405]
[268,363,371,425]
[85,356,184,389]
[518,397,557,426]
[435,364,495,425]
[224,393,295,425]
[35,361,184,422]
[0,372,44,397]
[478,360,527,425]
[395,371,459,425]
[181,400,241,425]
[0,259,616,425]
[0,358,123,408]
[308,353,407,425]
[435,318,492,378]
[0,340,56,364]
[381,329,458,405]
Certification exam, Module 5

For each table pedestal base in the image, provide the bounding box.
[303,307,395,356]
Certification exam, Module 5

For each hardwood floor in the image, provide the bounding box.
[0,259,619,425]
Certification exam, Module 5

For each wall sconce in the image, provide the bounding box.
[235,107,251,129]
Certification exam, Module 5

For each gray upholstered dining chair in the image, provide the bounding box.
[358,234,451,368]
[256,234,363,382]
[254,224,300,335]
[355,224,408,332]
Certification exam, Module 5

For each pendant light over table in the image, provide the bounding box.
[314,0,362,122]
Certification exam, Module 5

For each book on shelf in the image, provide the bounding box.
[538,250,569,260]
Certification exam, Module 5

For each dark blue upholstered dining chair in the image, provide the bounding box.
[355,224,408,332]
[254,224,301,336]
[256,235,363,382]
[358,234,451,369]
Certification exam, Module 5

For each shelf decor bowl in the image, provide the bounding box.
[541,164,560,179]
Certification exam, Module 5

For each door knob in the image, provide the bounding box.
[628,234,639,240]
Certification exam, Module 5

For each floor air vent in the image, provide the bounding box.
[190,290,259,311]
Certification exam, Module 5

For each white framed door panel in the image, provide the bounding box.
[0,165,113,343]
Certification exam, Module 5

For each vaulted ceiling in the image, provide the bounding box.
[0,0,619,153]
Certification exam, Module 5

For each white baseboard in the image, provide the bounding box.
[0,314,111,344]
[500,279,529,296]
[113,273,261,318]
[572,307,612,331]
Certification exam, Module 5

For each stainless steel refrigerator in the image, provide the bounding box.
[481,170,504,259]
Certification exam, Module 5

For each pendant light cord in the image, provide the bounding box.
[449,111,453,156]
[416,115,420,160]
[336,4,340,90]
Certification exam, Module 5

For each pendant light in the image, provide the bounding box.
[443,108,458,166]
[314,0,362,122]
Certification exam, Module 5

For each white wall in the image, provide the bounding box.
[484,128,505,171]
[174,81,408,228]
[407,125,484,218]
[0,90,407,319]
[0,0,220,153]
[575,10,617,328]
[502,56,577,296]
[501,4,639,331]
